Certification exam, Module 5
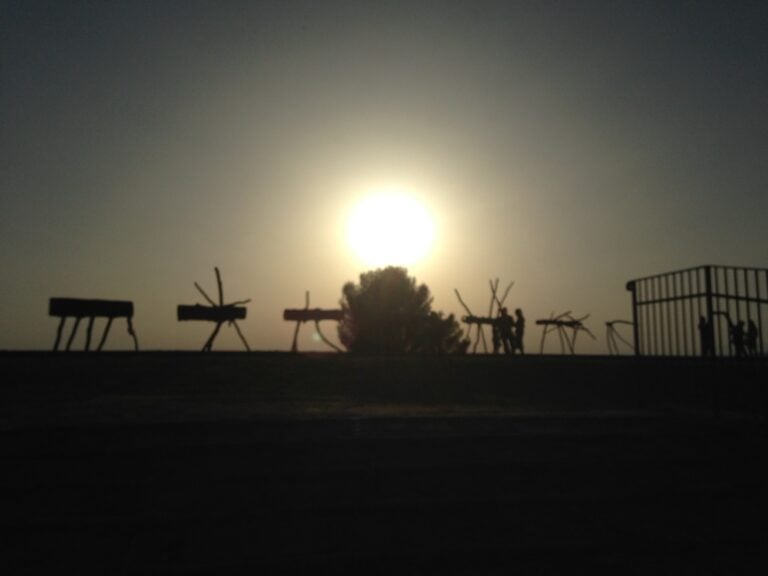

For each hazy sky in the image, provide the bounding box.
[2,0,767,352]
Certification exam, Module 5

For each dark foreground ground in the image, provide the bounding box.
[1,353,767,574]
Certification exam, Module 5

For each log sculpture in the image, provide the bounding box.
[606,320,634,355]
[536,311,595,354]
[49,298,138,351]
[455,279,514,353]
[177,267,250,351]
[283,291,343,352]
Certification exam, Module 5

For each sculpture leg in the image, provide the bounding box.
[314,320,342,352]
[97,318,114,351]
[291,321,301,353]
[53,317,66,351]
[567,330,577,354]
[203,322,222,352]
[231,321,251,352]
[85,316,95,351]
[126,317,139,351]
[66,317,82,351]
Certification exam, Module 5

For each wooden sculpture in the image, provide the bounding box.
[454,279,514,353]
[49,298,139,351]
[536,311,595,354]
[177,267,250,351]
[283,291,343,352]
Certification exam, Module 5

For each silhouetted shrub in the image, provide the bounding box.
[338,267,469,354]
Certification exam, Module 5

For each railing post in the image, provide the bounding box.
[627,280,640,356]
[704,265,715,356]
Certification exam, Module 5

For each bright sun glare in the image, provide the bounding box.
[346,193,435,267]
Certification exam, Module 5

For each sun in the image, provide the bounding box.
[346,192,435,267]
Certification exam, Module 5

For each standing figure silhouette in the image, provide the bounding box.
[698,316,714,357]
[497,308,515,354]
[512,308,525,355]
[745,320,759,357]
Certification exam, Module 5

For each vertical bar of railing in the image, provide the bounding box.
[705,266,716,356]
[702,267,709,356]
[661,276,668,355]
[656,276,663,356]
[653,276,660,355]
[663,275,668,355]
[636,280,648,356]
[720,266,728,356]
[646,278,652,355]
[672,273,680,355]
[760,270,767,356]
[722,268,734,355]
[642,280,649,356]
[688,272,699,356]
[659,274,670,356]
[694,268,700,354]
[668,273,674,355]
[733,267,741,326]
[696,268,702,354]
[682,271,689,355]
[744,268,752,332]
[629,280,640,356]
[646,279,652,355]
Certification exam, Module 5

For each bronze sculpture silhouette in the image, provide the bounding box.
[536,311,595,354]
[455,278,514,353]
[49,298,138,351]
[177,267,250,351]
[283,291,343,352]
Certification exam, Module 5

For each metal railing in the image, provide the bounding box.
[626,265,767,357]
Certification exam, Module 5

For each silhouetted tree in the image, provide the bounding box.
[338,267,469,354]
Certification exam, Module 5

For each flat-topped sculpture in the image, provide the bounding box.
[49,297,139,351]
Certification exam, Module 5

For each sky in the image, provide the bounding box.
[2,0,767,353]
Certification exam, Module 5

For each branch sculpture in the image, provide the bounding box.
[455,278,514,353]
[606,320,635,355]
[177,267,250,352]
[49,298,139,351]
[536,311,595,354]
[283,291,343,352]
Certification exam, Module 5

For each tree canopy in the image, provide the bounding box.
[338,267,468,354]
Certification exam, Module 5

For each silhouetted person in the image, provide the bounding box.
[492,315,502,354]
[497,307,515,354]
[730,320,746,357]
[745,320,759,357]
[698,316,714,357]
[512,308,525,355]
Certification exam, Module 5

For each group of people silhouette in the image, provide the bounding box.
[698,315,760,358]
[492,307,525,355]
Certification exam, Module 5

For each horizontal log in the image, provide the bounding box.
[49,298,133,319]
[462,315,496,325]
[535,320,582,327]
[284,308,344,322]
[177,305,246,322]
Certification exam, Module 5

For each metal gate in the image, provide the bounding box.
[626,265,767,357]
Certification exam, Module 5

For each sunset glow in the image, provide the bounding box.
[346,193,435,267]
